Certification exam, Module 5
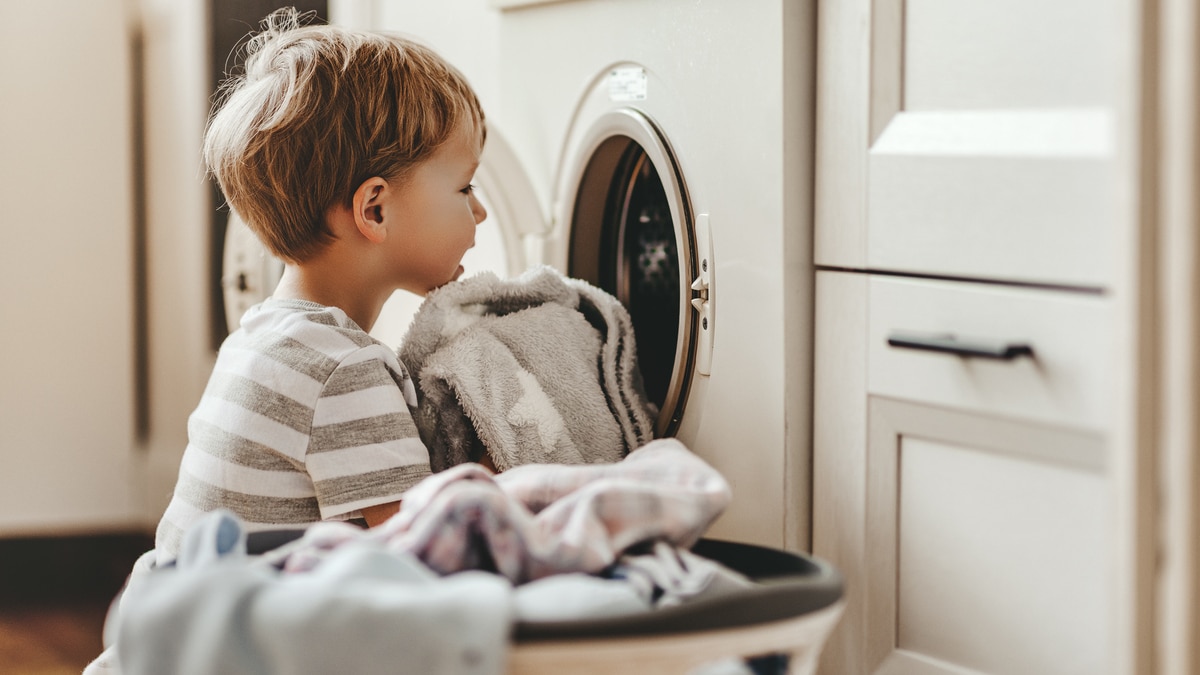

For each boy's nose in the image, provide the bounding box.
[471,194,487,224]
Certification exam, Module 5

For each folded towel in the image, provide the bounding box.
[399,265,656,472]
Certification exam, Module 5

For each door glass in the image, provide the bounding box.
[570,134,694,436]
[609,145,678,408]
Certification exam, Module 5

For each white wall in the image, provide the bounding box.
[0,0,140,533]
[0,0,214,534]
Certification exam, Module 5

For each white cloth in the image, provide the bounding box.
[399,265,656,472]
[112,512,513,675]
[83,550,156,675]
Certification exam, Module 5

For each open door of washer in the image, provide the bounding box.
[563,107,709,438]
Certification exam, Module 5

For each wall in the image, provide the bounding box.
[0,0,140,533]
[0,0,214,534]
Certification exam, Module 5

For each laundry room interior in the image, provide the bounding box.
[2,0,1199,673]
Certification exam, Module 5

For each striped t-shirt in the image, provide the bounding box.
[154,299,432,562]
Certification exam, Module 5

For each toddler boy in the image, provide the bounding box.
[154,8,488,562]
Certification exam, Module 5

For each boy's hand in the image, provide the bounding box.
[479,452,498,473]
[361,500,401,527]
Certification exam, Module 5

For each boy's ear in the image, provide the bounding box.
[351,177,389,244]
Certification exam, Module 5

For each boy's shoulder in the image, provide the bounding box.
[206,299,412,416]
[229,299,385,363]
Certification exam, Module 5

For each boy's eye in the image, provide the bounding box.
[461,183,476,195]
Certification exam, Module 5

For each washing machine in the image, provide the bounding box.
[229,0,816,550]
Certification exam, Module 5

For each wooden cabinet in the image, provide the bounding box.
[812,0,1146,673]
[817,274,1114,674]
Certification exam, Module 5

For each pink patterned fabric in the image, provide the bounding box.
[268,439,731,584]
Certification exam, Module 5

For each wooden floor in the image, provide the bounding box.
[0,602,110,674]
[0,533,152,675]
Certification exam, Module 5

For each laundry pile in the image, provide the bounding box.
[265,437,730,581]
[399,265,657,472]
[90,440,749,675]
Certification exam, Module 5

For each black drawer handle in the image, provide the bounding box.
[887,331,1034,361]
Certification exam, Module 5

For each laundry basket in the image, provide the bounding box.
[508,539,844,675]
[220,532,844,675]
[242,533,845,675]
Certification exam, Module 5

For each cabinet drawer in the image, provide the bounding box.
[868,276,1111,431]
[867,110,1115,288]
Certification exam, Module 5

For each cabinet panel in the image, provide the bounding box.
[904,0,1116,110]
[897,438,1107,672]
[868,276,1111,432]
[867,399,1110,675]
[868,109,1114,286]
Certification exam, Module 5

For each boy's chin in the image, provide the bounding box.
[423,266,466,294]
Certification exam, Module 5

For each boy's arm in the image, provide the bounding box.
[311,345,429,528]
[358,453,498,527]
[358,455,497,527]
[361,500,401,527]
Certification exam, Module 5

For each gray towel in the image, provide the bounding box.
[398,265,656,472]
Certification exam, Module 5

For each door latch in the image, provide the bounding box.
[690,213,714,376]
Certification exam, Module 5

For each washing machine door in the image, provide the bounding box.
[473,126,548,272]
[562,108,709,438]
[221,210,284,333]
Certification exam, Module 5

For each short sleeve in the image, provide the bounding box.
[307,345,432,518]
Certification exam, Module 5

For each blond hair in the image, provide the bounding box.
[204,8,485,263]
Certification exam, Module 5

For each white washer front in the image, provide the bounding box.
[334,0,816,549]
